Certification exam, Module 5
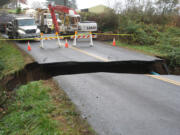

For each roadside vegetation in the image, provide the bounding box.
[80,0,180,71]
[0,38,95,135]
[0,39,25,79]
[0,81,95,135]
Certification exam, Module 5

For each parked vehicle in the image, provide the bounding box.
[0,11,13,32]
[48,4,98,35]
[34,9,61,34]
[6,16,41,39]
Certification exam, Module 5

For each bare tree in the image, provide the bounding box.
[156,0,179,14]
[31,1,45,9]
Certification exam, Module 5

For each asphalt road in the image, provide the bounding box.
[54,73,180,135]
[4,34,180,135]
[15,36,160,63]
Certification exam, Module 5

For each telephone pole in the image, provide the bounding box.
[64,0,67,6]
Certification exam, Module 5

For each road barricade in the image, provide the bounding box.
[40,32,64,49]
[72,31,96,47]
[0,32,133,48]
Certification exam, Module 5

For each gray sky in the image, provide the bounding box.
[27,0,117,9]
[76,0,108,9]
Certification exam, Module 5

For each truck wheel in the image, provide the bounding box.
[15,33,21,42]
[45,27,50,34]
[8,33,13,39]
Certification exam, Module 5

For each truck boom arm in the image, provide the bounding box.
[48,4,78,33]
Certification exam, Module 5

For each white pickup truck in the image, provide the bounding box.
[6,16,41,39]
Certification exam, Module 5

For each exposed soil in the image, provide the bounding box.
[0,59,167,91]
[99,40,179,75]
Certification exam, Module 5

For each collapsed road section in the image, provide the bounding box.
[0,59,167,91]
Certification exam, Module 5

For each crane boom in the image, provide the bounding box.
[48,4,59,33]
[48,4,97,35]
[48,4,78,33]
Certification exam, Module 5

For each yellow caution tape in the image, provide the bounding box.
[0,33,133,41]
[93,33,132,36]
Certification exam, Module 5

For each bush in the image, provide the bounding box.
[157,27,180,67]
[168,50,180,67]
[118,20,160,45]
[0,59,4,76]
[161,46,180,67]
[16,7,21,14]
[80,10,119,32]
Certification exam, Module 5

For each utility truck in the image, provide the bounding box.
[35,9,61,33]
[48,4,97,35]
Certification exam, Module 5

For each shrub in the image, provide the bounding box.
[80,10,119,32]
[16,7,21,14]
[118,20,160,45]
[165,47,180,67]
[0,59,4,76]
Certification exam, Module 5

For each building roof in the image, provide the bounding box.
[81,5,111,14]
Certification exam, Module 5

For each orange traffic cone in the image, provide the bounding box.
[113,38,116,46]
[27,41,31,51]
[65,39,69,48]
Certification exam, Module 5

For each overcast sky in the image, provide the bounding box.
[76,0,108,9]
[27,0,116,9]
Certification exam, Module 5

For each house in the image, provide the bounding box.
[5,0,28,9]
[81,5,111,14]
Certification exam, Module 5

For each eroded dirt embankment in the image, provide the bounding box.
[0,60,167,91]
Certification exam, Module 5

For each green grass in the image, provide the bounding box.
[0,9,16,14]
[116,41,164,57]
[0,81,61,135]
[0,39,25,78]
[7,9,16,14]
[0,81,95,135]
[0,38,94,135]
[115,40,180,68]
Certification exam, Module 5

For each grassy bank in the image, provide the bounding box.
[116,41,165,57]
[7,9,16,14]
[0,39,28,111]
[0,40,27,79]
[0,81,95,135]
[114,40,180,74]
[0,39,95,134]
[0,9,17,14]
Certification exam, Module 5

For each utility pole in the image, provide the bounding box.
[16,0,20,8]
[64,0,67,6]
[16,0,18,8]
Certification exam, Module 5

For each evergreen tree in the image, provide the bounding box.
[0,0,11,7]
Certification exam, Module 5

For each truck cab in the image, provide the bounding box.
[35,9,61,34]
[6,16,40,39]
